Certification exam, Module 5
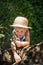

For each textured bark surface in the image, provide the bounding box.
[0,41,43,65]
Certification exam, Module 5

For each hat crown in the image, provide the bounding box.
[13,16,28,26]
[10,16,32,29]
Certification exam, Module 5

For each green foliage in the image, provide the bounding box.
[0,34,5,38]
[0,0,43,48]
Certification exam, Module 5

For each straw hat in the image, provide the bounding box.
[10,16,32,29]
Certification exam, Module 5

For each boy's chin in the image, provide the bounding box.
[19,36,23,38]
[19,36,22,38]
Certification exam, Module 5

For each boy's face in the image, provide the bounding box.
[15,27,27,38]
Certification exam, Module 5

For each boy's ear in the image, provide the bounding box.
[26,29,28,32]
[25,29,28,36]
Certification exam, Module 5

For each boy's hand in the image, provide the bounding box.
[14,52,21,63]
[15,41,21,47]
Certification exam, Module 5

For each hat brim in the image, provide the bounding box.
[10,25,32,29]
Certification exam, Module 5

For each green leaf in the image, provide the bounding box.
[0,34,5,38]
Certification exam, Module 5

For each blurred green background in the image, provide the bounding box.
[0,0,43,49]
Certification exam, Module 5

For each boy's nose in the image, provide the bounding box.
[19,34,21,36]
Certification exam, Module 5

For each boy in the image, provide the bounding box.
[10,16,32,63]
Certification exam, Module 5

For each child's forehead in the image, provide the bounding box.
[15,27,27,30]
